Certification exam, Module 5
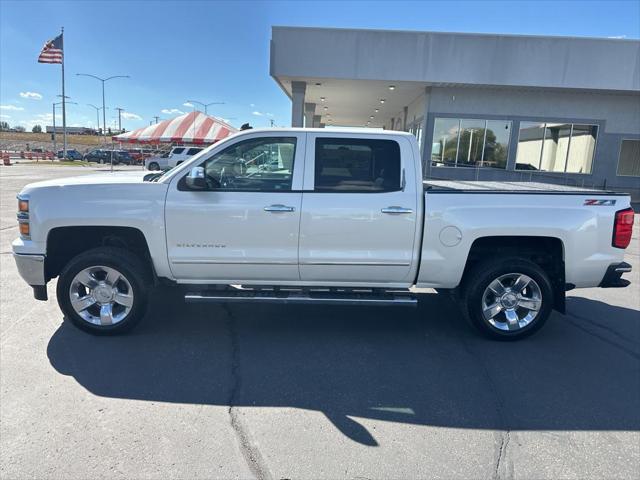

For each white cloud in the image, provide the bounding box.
[17,113,60,130]
[0,105,24,111]
[265,112,274,117]
[161,108,184,115]
[183,102,194,108]
[19,119,43,129]
[121,112,142,120]
[19,91,43,100]
[0,114,10,119]
[250,103,255,107]
[34,113,58,122]
[608,35,627,39]
[252,111,263,116]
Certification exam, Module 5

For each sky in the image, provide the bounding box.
[1,0,638,132]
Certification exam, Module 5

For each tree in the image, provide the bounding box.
[32,124,42,133]
[0,121,9,131]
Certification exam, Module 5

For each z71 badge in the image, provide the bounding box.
[584,199,617,206]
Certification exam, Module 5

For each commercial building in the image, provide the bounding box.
[270,26,640,198]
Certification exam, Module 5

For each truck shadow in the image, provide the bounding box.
[47,289,640,446]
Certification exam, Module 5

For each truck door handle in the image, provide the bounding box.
[264,204,295,213]
[381,206,413,214]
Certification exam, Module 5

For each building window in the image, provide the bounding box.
[515,122,598,174]
[617,139,640,177]
[431,118,511,168]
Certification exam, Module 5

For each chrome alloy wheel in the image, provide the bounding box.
[481,273,542,331]
[69,266,134,326]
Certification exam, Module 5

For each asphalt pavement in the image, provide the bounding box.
[1,164,638,479]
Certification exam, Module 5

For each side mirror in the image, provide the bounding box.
[186,166,207,190]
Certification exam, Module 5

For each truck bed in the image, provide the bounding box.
[423,180,625,195]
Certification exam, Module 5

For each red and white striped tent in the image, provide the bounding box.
[113,111,237,144]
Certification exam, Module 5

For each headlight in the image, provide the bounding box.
[17,195,30,239]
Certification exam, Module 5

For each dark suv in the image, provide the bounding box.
[57,149,83,161]
[83,149,110,163]
[113,150,133,165]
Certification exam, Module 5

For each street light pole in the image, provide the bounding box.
[87,104,104,133]
[77,73,129,172]
[52,102,56,152]
[115,107,124,133]
[186,99,224,115]
[53,97,76,157]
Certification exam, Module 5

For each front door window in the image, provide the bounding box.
[201,137,296,191]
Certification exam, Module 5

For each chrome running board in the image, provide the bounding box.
[185,287,417,307]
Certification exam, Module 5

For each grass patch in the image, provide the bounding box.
[1,131,105,146]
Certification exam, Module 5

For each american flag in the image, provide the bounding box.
[38,33,63,64]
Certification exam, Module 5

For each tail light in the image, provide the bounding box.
[612,208,634,249]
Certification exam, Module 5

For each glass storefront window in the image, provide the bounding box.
[516,122,598,174]
[515,122,545,170]
[617,139,640,177]
[431,118,459,166]
[540,123,572,172]
[432,117,511,169]
[456,119,486,167]
[483,120,511,169]
[566,124,597,174]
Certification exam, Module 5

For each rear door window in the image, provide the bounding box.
[186,148,202,156]
[314,138,401,192]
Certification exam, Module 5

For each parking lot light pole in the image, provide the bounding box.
[52,103,56,152]
[115,107,124,133]
[76,73,129,172]
[53,98,76,156]
[186,100,224,115]
[87,104,104,134]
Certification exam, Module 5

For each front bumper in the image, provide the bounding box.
[13,253,48,300]
[599,262,632,288]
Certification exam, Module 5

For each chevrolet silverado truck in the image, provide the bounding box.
[12,129,634,340]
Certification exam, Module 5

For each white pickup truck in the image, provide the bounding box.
[12,129,634,340]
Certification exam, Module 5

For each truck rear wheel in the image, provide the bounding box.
[462,257,554,340]
[56,247,151,335]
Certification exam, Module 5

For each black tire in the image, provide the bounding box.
[148,162,159,171]
[56,247,152,335]
[461,257,554,340]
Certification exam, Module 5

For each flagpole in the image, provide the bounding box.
[60,26,67,158]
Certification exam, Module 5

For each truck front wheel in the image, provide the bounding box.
[462,257,554,340]
[56,247,151,335]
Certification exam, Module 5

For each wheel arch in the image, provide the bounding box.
[45,226,156,283]
[461,235,567,313]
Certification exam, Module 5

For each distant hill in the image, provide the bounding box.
[0,131,107,152]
